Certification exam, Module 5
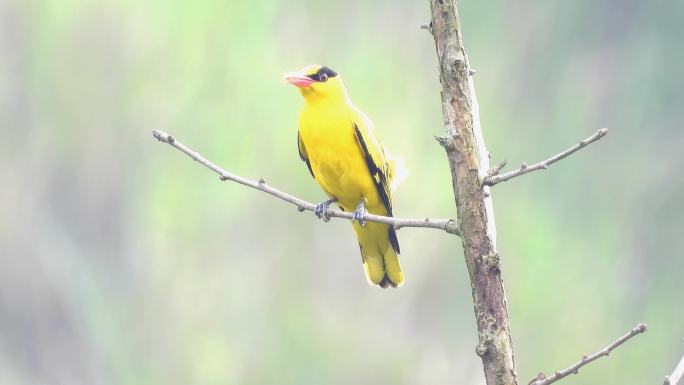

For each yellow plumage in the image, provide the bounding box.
[286,64,404,288]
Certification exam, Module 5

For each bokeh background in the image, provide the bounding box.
[1,0,682,384]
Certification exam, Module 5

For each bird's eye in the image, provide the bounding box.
[318,73,328,82]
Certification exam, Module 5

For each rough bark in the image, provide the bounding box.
[428,1,519,384]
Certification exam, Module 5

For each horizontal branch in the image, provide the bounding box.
[664,350,684,385]
[151,129,460,236]
[484,128,608,186]
[529,323,647,385]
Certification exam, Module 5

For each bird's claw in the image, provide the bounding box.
[353,200,367,227]
[314,199,335,222]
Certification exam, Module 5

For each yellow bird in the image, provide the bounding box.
[284,64,404,288]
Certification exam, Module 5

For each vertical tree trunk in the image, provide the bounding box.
[428,1,519,385]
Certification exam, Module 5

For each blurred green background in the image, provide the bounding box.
[1,0,682,384]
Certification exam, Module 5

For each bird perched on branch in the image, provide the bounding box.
[284,65,405,288]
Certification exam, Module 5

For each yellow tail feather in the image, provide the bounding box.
[361,251,386,286]
[382,246,404,287]
[355,222,403,288]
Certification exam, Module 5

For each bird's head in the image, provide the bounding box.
[283,65,348,103]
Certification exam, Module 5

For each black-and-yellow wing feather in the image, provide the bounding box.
[353,123,400,254]
[297,132,314,178]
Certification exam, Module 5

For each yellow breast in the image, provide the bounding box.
[298,103,383,213]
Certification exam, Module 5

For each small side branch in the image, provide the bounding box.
[664,350,684,385]
[484,128,608,186]
[529,323,647,385]
[151,129,460,236]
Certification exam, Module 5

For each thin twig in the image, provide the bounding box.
[529,323,648,385]
[151,129,461,236]
[664,350,684,385]
[420,21,433,34]
[488,159,508,176]
[484,128,608,186]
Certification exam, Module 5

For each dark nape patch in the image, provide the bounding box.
[318,66,337,78]
[307,66,338,82]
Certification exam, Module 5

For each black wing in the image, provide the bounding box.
[353,123,400,254]
[297,132,314,178]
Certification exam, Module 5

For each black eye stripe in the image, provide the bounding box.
[306,66,338,82]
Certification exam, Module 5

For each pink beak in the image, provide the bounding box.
[283,71,315,88]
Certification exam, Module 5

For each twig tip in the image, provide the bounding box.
[152,129,164,141]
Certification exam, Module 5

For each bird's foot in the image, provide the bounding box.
[314,198,336,222]
[353,199,367,227]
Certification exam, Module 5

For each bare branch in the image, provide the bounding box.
[529,323,648,385]
[664,349,684,385]
[151,129,460,236]
[484,128,608,186]
[429,1,516,383]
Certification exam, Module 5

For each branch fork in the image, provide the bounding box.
[484,128,608,186]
